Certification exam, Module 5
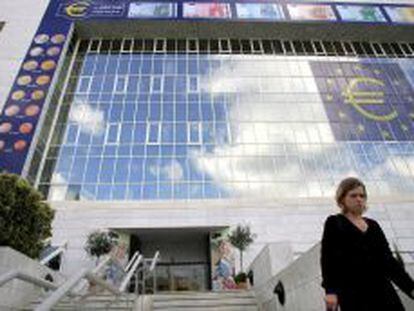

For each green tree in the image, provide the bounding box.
[228,224,256,272]
[0,173,54,258]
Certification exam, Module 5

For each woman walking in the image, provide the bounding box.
[321,177,414,311]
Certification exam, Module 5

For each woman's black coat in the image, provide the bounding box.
[321,213,414,311]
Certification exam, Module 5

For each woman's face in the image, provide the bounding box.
[342,186,366,215]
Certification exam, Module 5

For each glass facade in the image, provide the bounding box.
[38,39,414,201]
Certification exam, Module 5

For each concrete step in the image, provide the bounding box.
[153,291,255,299]
[152,291,259,311]
[27,294,136,310]
[154,298,257,306]
[153,307,258,311]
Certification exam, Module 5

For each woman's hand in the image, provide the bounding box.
[325,294,338,310]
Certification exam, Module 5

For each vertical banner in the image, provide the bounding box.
[0,1,72,174]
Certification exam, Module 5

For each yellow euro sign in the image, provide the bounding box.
[342,77,398,122]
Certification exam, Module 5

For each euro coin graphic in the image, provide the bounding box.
[25,105,40,117]
[47,46,61,56]
[17,75,32,86]
[36,75,51,86]
[29,47,44,57]
[11,90,26,101]
[0,122,12,133]
[31,90,45,101]
[14,140,27,151]
[5,105,20,117]
[51,34,66,44]
[34,34,49,44]
[41,60,56,71]
[19,123,33,134]
[23,60,39,71]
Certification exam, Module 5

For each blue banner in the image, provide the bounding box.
[0,1,71,174]
[311,61,414,141]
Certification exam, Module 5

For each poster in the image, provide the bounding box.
[384,6,414,24]
[337,5,387,22]
[210,230,237,291]
[235,3,284,20]
[128,2,176,18]
[287,4,336,21]
[183,2,231,19]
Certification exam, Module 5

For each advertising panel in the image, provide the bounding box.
[337,5,387,22]
[0,1,71,174]
[287,4,336,21]
[312,61,414,141]
[384,6,414,24]
[183,2,231,19]
[235,3,284,20]
[128,2,176,19]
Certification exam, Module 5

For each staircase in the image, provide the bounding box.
[152,291,259,311]
[27,293,137,310]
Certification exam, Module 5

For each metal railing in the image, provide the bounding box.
[40,241,68,266]
[0,250,159,311]
[135,251,160,295]
[34,251,148,311]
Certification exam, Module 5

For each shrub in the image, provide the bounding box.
[0,173,54,258]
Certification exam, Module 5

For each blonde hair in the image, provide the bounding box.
[335,177,367,212]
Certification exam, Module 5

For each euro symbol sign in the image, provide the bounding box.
[342,77,398,122]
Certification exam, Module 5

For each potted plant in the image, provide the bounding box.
[85,230,118,265]
[234,272,248,289]
[228,224,256,289]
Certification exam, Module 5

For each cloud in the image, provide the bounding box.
[193,57,337,197]
[69,101,105,136]
[150,160,184,181]
[191,56,414,198]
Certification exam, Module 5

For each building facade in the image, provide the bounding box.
[1,0,414,291]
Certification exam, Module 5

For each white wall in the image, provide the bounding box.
[248,242,294,288]
[49,197,414,277]
[252,243,414,311]
[0,0,49,111]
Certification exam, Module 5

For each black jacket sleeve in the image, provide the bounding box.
[375,221,414,299]
[321,215,342,295]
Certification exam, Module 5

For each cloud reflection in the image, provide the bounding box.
[69,101,105,136]
[193,56,414,198]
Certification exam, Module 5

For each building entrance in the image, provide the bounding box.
[123,228,213,291]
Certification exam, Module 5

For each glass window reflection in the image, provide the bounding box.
[39,39,414,201]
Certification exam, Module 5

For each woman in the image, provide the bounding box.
[321,177,414,311]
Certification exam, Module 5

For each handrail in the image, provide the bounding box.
[92,255,112,274]
[149,251,160,272]
[119,254,143,292]
[0,270,57,290]
[124,251,139,272]
[35,264,122,311]
[40,241,68,265]
[35,269,88,311]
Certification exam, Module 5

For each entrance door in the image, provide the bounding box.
[128,228,211,292]
[156,262,209,291]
